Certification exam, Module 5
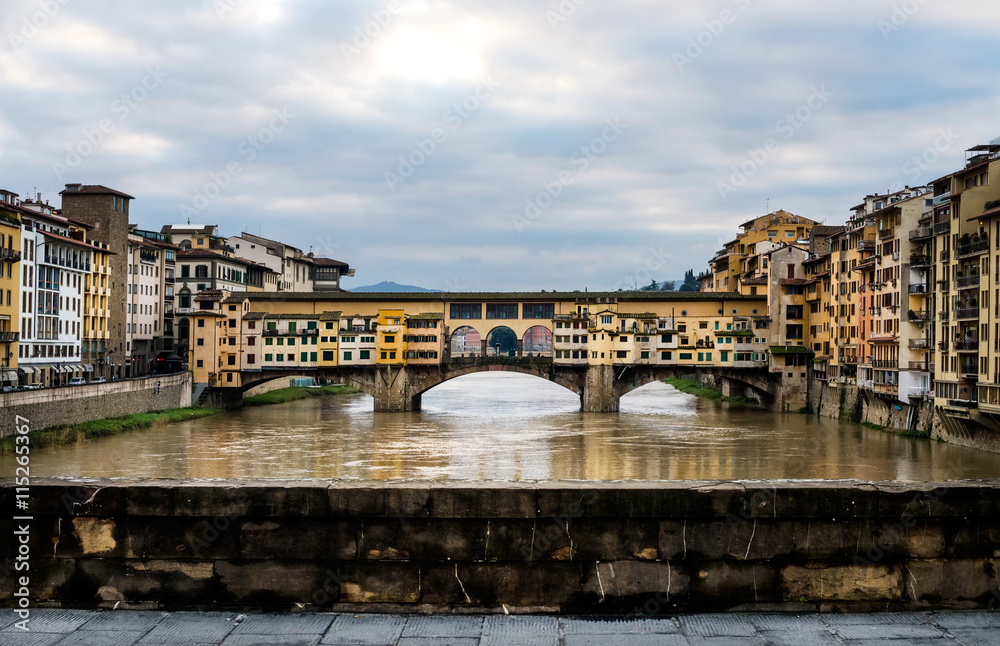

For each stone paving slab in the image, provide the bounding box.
[0,609,998,645]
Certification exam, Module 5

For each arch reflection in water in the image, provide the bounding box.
[11,373,1000,481]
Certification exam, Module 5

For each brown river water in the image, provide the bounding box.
[9,373,1000,481]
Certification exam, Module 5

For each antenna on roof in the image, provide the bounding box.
[765,198,770,213]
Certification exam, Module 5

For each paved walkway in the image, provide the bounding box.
[2,609,999,645]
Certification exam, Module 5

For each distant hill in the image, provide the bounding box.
[350,281,440,293]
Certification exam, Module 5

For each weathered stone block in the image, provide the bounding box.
[770,482,878,518]
[333,562,422,603]
[688,561,779,606]
[569,519,659,561]
[790,520,878,561]
[659,519,793,561]
[580,561,689,600]
[125,516,238,560]
[780,563,903,601]
[420,562,583,606]
[76,559,216,605]
[240,519,356,560]
[216,560,333,604]
[28,483,124,516]
[429,483,535,518]
[358,518,483,561]
[535,482,743,519]
[0,558,75,601]
[904,559,999,602]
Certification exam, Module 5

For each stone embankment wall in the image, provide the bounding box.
[2,479,998,612]
[0,373,192,438]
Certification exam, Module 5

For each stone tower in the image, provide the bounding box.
[59,184,133,377]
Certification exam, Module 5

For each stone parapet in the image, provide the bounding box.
[1,479,998,612]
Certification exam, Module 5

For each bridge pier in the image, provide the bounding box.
[373,365,422,412]
[204,388,244,409]
[582,364,620,412]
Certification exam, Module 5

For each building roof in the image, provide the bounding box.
[59,184,135,200]
[311,257,351,269]
[741,276,768,285]
[320,311,343,321]
[969,204,1000,221]
[194,290,224,303]
[407,312,445,320]
[778,279,807,286]
[221,290,768,302]
[769,345,813,355]
[37,228,117,254]
[243,312,266,320]
[162,224,216,235]
[617,312,659,319]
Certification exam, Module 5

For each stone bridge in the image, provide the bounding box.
[221,358,783,412]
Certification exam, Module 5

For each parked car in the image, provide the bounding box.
[69,377,87,386]
[22,384,42,390]
[91,376,107,383]
[2,385,16,393]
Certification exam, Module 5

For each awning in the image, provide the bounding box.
[1,369,16,382]
[18,367,35,375]
[82,364,94,372]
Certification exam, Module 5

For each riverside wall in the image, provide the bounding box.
[1,479,998,613]
[0,373,192,438]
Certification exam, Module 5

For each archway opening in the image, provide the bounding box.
[450,325,481,357]
[486,326,517,356]
[522,325,553,357]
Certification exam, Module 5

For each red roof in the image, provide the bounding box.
[59,184,135,200]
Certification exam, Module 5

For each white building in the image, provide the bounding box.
[18,206,97,386]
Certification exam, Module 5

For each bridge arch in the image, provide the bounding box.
[522,325,553,357]
[613,366,776,405]
[449,325,482,357]
[485,326,518,356]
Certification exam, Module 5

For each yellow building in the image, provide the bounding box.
[376,308,405,365]
[405,313,444,365]
[0,190,21,387]
[706,210,817,293]
[83,240,113,379]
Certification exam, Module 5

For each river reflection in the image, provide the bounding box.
[11,373,1000,481]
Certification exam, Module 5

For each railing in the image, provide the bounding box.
[908,361,934,372]
[957,239,990,258]
[262,329,282,336]
[872,360,896,369]
[0,331,18,342]
[858,240,877,251]
[879,228,894,240]
[960,366,979,380]
[955,307,979,320]
[908,284,928,294]
[956,274,980,289]
[909,255,932,267]
[874,383,899,395]
[908,387,931,398]
[908,338,929,350]
[933,221,950,235]
[909,227,933,240]
[300,329,319,336]
[0,248,21,262]
[954,338,979,351]
[907,310,932,322]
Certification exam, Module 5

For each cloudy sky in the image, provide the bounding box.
[2,0,999,291]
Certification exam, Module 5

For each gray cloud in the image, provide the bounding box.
[1,0,999,290]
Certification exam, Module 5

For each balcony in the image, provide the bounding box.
[955,307,979,320]
[858,240,877,252]
[948,399,978,409]
[0,248,21,262]
[909,227,933,241]
[908,338,930,350]
[873,382,899,395]
[909,255,932,268]
[174,307,194,315]
[908,387,931,398]
[957,238,989,259]
[262,329,282,337]
[872,360,897,369]
[0,331,18,343]
[907,310,932,323]
[300,329,319,336]
[879,228,894,240]
[933,221,951,235]
[908,361,934,372]
[960,366,979,380]
[954,338,979,352]
[956,274,980,289]
[908,283,928,294]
